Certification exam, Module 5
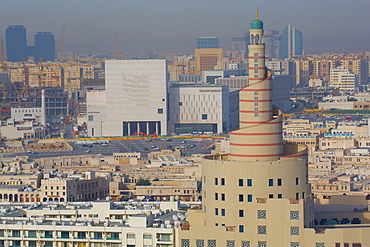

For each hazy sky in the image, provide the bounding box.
[1,0,369,55]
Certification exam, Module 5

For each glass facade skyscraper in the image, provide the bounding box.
[35,32,55,63]
[197,36,218,49]
[5,25,27,62]
[282,23,303,59]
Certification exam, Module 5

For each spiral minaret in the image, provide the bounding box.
[230,10,283,161]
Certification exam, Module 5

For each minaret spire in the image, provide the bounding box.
[229,13,283,162]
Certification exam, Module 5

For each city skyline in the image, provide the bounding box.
[0,0,369,55]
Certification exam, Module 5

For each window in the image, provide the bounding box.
[278,194,282,199]
[239,210,244,217]
[29,241,36,247]
[296,193,299,200]
[254,108,258,112]
[88,115,94,121]
[28,231,37,238]
[221,193,225,201]
[257,210,267,220]
[296,177,299,185]
[215,178,218,185]
[238,179,243,186]
[247,179,252,186]
[215,208,219,215]
[221,209,226,216]
[221,178,225,186]
[254,64,258,68]
[239,194,244,202]
[60,231,69,239]
[44,231,53,238]
[44,242,53,247]
[269,194,274,198]
[215,193,218,200]
[254,102,258,106]
[111,233,119,240]
[254,75,258,79]
[239,225,244,233]
[254,70,258,73]
[248,194,252,202]
[178,102,182,106]
[12,230,20,237]
[202,114,207,120]
[290,226,299,235]
[269,179,273,186]
[127,233,135,239]
[254,91,258,95]
[254,53,258,57]
[254,97,258,101]
[158,234,171,242]
[77,232,86,239]
[254,113,259,117]
[254,59,258,62]
[258,225,266,235]
[278,178,282,186]
[94,232,102,239]
[158,108,163,114]
[143,234,152,239]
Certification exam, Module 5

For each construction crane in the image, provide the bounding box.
[58,26,66,62]
[114,33,122,59]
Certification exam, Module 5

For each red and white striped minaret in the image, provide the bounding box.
[229,11,283,162]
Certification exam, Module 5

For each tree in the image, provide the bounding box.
[135,178,151,186]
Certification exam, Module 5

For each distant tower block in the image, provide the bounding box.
[229,11,283,162]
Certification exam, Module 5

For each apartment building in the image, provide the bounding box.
[0,201,182,247]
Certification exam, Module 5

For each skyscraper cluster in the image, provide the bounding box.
[5,25,55,63]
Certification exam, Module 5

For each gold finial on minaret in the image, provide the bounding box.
[256,9,259,20]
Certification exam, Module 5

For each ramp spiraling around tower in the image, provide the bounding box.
[229,72,284,161]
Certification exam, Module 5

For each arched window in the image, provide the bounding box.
[255,34,259,44]
[251,34,254,44]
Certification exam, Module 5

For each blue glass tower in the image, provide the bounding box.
[197,36,218,49]
[35,32,55,63]
[282,23,303,59]
[5,25,27,62]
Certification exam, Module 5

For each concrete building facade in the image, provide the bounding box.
[168,84,229,134]
[87,59,168,137]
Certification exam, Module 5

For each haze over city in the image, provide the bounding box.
[1,0,369,55]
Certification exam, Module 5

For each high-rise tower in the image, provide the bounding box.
[5,25,27,62]
[35,32,55,63]
[283,23,303,59]
[197,36,219,49]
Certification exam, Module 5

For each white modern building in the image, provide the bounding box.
[87,59,168,137]
[168,84,229,134]
[330,66,358,91]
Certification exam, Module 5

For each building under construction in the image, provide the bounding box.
[0,87,68,119]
